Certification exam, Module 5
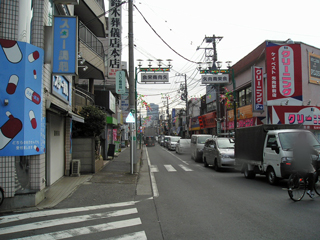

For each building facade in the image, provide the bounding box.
[0,0,112,209]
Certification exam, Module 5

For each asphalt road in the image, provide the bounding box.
[1,144,320,239]
[147,144,320,240]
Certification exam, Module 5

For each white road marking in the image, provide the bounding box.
[14,218,142,240]
[164,148,190,165]
[179,164,193,171]
[103,231,147,240]
[146,147,159,197]
[164,165,177,172]
[0,201,135,224]
[0,208,138,235]
[150,165,159,172]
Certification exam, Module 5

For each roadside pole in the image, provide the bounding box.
[128,0,136,174]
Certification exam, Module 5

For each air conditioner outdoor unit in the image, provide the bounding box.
[71,159,81,177]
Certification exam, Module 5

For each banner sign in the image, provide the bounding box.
[266,43,302,104]
[308,52,320,84]
[107,0,122,78]
[198,112,217,129]
[141,73,169,82]
[0,39,45,156]
[116,70,126,94]
[201,74,229,84]
[52,16,77,75]
[269,106,320,129]
[252,66,264,112]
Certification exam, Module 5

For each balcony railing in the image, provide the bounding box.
[73,86,95,111]
[79,21,104,58]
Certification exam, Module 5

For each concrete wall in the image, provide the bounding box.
[72,138,95,173]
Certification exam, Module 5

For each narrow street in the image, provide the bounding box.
[1,144,320,239]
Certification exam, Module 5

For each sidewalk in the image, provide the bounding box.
[0,146,144,213]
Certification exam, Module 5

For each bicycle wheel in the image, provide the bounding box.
[288,173,306,201]
[314,171,320,196]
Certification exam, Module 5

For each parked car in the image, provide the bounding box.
[176,139,191,154]
[163,136,170,148]
[202,137,235,171]
[191,134,213,162]
[167,136,181,151]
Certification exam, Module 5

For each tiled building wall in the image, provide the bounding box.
[29,0,48,191]
[0,0,19,40]
[0,1,19,198]
[65,119,72,175]
[0,157,15,198]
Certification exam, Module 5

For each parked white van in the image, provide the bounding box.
[191,134,213,162]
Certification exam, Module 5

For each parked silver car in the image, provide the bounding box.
[167,136,181,151]
[175,139,191,154]
[191,134,213,162]
[202,137,235,171]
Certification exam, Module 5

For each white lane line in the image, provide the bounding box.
[103,231,147,240]
[179,164,193,172]
[146,147,159,197]
[14,218,142,240]
[0,201,135,224]
[150,165,159,172]
[0,208,138,235]
[164,165,177,172]
[164,148,190,165]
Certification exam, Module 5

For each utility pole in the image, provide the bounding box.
[128,0,136,174]
[197,34,223,135]
[176,73,189,138]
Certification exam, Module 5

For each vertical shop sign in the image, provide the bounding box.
[252,66,264,112]
[52,16,78,75]
[266,43,302,104]
[108,0,122,78]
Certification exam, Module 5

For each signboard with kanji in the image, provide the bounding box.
[141,73,169,83]
[201,74,229,84]
[252,66,264,112]
[107,0,122,78]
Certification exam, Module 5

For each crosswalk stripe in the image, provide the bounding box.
[179,164,193,171]
[164,165,177,172]
[150,165,158,172]
[0,208,138,235]
[103,230,147,240]
[0,201,135,224]
[13,218,142,240]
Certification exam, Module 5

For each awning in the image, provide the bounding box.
[68,112,84,123]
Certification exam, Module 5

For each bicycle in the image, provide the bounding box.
[287,169,320,201]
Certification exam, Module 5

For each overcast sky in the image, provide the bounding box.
[105,0,320,116]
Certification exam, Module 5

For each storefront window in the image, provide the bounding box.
[239,89,245,107]
[246,87,252,105]
[238,86,252,107]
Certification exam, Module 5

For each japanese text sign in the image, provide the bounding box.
[270,106,320,130]
[141,73,169,82]
[52,75,72,105]
[108,0,122,78]
[52,16,78,75]
[201,74,229,84]
[266,43,302,103]
[252,66,264,112]
[116,70,126,94]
